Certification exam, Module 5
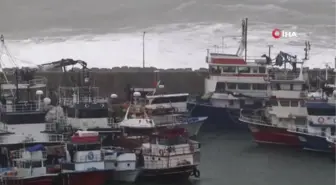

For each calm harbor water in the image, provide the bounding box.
[1,124,334,185]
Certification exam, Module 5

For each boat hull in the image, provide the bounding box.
[58,170,111,185]
[138,165,197,182]
[248,124,300,146]
[1,112,46,125]
[1,175,56,185]
[187,102,247,130]
[294,132,331,152]
[177,119,204,137]
[112,169,141,183]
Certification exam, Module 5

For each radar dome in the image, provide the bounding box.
[110,94,118,99]
[43,97,51,105]
[36,90,43,95]
[133,92,141,97]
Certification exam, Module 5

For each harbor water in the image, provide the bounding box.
[1,124,334,185]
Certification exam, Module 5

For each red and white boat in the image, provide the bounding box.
[0,131,140,185]
[239,49,310,146]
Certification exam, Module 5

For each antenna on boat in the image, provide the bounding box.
[142,31,146,68]
[267,45,273,58]
[235,18,248,61]
[244,18,248,63]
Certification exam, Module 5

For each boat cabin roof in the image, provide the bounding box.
[146,93,189,99]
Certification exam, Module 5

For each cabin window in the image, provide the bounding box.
[280,84,291,90]
[151,96,188,104]
[295,117,306,125]
[21,161,42,168]
[302,84,307,90]
[292,84,302,91]
[271,83,281,90]
[238,67,250,73]
[270,99,278,106]
[237,83,250,90]
[251,67,258,73]
[227,83,237,90]
[210,66,221,74]
[222,66,236,73]
[290,100,299,107]
[229,100,234,106]
[252,84,267,90]
[279,100,290,107]
[307,108,336,116]
[258,67,266,73]
[299,100,306,107]
[215,82,226,92]
[78,109,108,118]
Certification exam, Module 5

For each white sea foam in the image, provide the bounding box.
[0,23,335,70]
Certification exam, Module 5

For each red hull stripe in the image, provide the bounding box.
[213,74,267,77]
[211,58,246,65]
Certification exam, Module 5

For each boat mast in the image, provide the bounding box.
[244,18,248,62]
[0,35,15,97]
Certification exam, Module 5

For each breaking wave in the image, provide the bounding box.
[0,22,335,70]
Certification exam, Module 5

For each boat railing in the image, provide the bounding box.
[44,122,73,133]
[0,76,47,85]
[287,125,327,137]
[141,143,200,157]
[107,118,120,129]
[151,115,183,126]
[142,149,199,169]
[239,111,268,125]
[74,153,102,163]
[0,122,9,133]
[326,133,336,144]
[271,73,302,81]
[48,134,67,142]
[10,149,47,160]
[26,76,47,85]
[59,97,108,106]
[1,101,45,113]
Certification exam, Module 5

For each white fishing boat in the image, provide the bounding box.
[119,92,206,137]
[135,127,201,181]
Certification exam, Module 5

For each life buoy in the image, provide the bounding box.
[87,152,94,160]
[318,117,324,124]
[85,104,89,108]
[192,168,200,178]
[159,149,165,156]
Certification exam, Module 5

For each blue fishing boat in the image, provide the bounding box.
[288,99,336,152]
[187,18,271,130]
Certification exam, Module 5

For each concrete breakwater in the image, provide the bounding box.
[29,71,205,100]
[2,68,335,101]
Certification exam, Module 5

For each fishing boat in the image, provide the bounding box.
[120,91,207,137]
[0,130,141,185]
[186,18,271,130]
[37,59,120,133]
[239,43,311,146]
[0,35,50,125]
[136,127,200,181]
[287,58,336,152]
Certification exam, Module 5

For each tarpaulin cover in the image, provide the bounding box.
[26,144,44,152]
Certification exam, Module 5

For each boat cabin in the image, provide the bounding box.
[145,93,189,113]
[140,128,200,170]
[266,72,308,127]
[58,86,112,130]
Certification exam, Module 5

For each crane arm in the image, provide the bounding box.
[37,58,87,71]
